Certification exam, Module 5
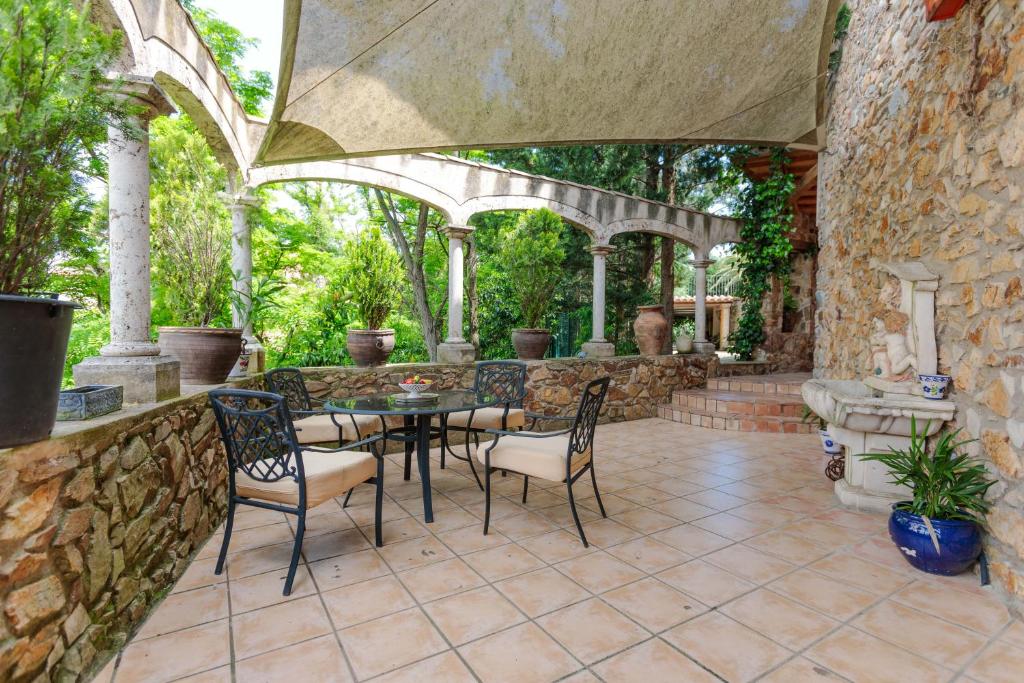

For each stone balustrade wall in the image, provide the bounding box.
[0,354,712,681]
[818,0,1024,613]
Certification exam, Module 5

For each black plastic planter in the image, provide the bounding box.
[0,294,78,448]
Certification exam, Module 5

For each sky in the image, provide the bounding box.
[199,0,284,89]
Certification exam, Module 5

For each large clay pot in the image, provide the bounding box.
[511,329,551,360]
[158,327,243,383]
[633,305,669,356]
[0,294,78,447]
[347,329,395,367]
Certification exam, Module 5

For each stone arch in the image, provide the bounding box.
[455,196,602,237]
[603,218,703,252]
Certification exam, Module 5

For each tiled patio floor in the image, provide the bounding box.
[94,419,1021,683]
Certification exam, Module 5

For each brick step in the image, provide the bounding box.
[706,372,810,396]
[670,388,807,418]
[657,404,814,434]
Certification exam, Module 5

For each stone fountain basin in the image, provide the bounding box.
[802,379,955,437]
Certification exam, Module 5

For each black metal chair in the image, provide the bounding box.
[439,360,529,490]
[266,367,383,447]
[480,377,610,547]
[209,388,385,595]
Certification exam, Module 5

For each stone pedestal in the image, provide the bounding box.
[692,341,717,354]
[74,356,180,404]
[437,342,476,364]
[581,341,615,358]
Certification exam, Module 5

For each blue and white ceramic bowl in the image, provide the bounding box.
[918,374,951,400]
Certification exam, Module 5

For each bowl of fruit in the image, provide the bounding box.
[398,375,434,399]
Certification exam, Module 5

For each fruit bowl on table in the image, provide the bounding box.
[398,378,434,399]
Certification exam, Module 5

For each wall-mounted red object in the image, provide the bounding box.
[924,0,967,22]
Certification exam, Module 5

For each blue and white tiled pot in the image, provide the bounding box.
[918,374,951,400]
[819,429,842,455]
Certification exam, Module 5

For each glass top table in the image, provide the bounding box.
[325,390,501,522]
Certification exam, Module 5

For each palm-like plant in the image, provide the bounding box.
[861,417,994,522]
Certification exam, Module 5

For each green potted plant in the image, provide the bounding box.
[339,227,404,366]
[0,3,126,446]
[502,209,565,360]
[862,418,994,576]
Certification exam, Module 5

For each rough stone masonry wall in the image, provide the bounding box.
[817,0,1024,611]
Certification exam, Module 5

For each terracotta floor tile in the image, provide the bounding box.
[602,578,707,632]
[116,620,230,683]
[578,493,639,516]
[745,530,832,565]
[538,598,648,663]
[458,622,580,683]
[649,497,719,523]
[966,640,1024,683]
[657,559,756,606]
[172,667,231,683]
[769,568,879,620]
[652,523,732,556]
[616,485,677,506]
[362,516,429,544]
[720,588,839,649]
[853,600,989,669]
[489,511,559,540]
[135,584,228,640]
[423,585,526,645]
[171,557,225,594]
[729,502,803,526]
[463,544,545,582]
[225,541,296,579]
[555,551,645,594]
[321,575,416,630]
[377,534,454,572]
[371,651,476,683]
[806,626,952,683]
[782,520,861,548]
[703,544,797,584]
[1002,620,1024,649]
[663,611,790,682]
[648,477,705,497]
[345,499,409,527]
[307,548,390,592]
[758,657,847,682]
[494,567,591,618]
[337,608,448,679]
[397,557,486,603]
[689,511,775,540]
[611,507,681,534]
[299,510,357,537]
[411,507,480,533]
[591,638,719,683]
[578,518,642,547]
[684,489,747,511]
[891,581,1011,636]
[605,537,690,574]
[515,529,596,564]
[229,564,316,613]
[234,635,351,682]
[232,594,332,660]
[436,524,511,554]
[300,528,372,563]
[808,553,913,595]
[225,523,295,554]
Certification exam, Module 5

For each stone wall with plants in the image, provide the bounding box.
[817,0,1024,612]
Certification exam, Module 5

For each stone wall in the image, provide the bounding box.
[817,0,1024,612]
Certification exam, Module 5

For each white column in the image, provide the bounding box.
[581,245,615,358]
[74,79,181,404]
[437,226,476,363]
[719,302,731,350]
[225,191,263,376]
[691,258,716,354]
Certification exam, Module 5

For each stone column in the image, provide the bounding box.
[74,79,180,404]
[437,226,476,363]
[691,258,716,354]
[581,245,615,358]
[225,191,264,376]
[719,302,731,350]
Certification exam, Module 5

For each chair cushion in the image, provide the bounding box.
[446,407,526,430]
[292,413,381,444]
[235,451,376,508]
[476,433,591,483]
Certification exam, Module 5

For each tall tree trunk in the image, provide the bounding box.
[659,148,679,353]
[466,235,480,358]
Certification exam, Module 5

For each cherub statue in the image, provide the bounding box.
[869,317,916,381]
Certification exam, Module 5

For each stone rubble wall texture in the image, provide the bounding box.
[817,0,1024,613]
[0,355,711,681]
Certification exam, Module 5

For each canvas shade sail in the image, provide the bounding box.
[257,0,841,165]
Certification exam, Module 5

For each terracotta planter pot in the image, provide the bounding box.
[347,329,395,367]
[158,327,244,384]
[633,305,669,356]
[512,329,551,360]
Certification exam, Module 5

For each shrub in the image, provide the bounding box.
[338,227,404,330]
[501,209,565,329]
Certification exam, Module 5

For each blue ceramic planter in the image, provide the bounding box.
[889,504,982,575]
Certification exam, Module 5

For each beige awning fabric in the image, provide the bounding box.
[257,0,841,165]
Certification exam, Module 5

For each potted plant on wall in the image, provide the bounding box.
[862,418,994,576]
[339,227,404,366]
[0,4,125,446]
[502,209,565,360]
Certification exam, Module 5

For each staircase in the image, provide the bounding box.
[658,373,814,433]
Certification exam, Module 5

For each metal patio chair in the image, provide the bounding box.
[479,377,610,547]
[266,367,384,447]
[209,388,385,595]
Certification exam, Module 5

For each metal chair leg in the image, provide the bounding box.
[522,476,529,503]
[283,512,305,595]
[342,488,354,508]
[373,458,384,548]
[483,463,492,536]
[566,479,589,547]
[215,500,236,575]
[589,464,607,518]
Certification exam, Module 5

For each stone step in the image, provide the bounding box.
[670,388,807,418]
[706,372,811,396]
[657,404,814,434]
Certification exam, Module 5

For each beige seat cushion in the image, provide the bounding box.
[292,413,381,444]
[476,433,590,483]
[445,407,526,430]
[236,451,376,508]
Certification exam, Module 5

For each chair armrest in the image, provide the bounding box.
[302,433,384,455]
[484,427,572,438]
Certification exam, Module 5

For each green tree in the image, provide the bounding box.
[338,227,404,330]
[502,209,566,330]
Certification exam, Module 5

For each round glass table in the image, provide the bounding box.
[325,390,501,522]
